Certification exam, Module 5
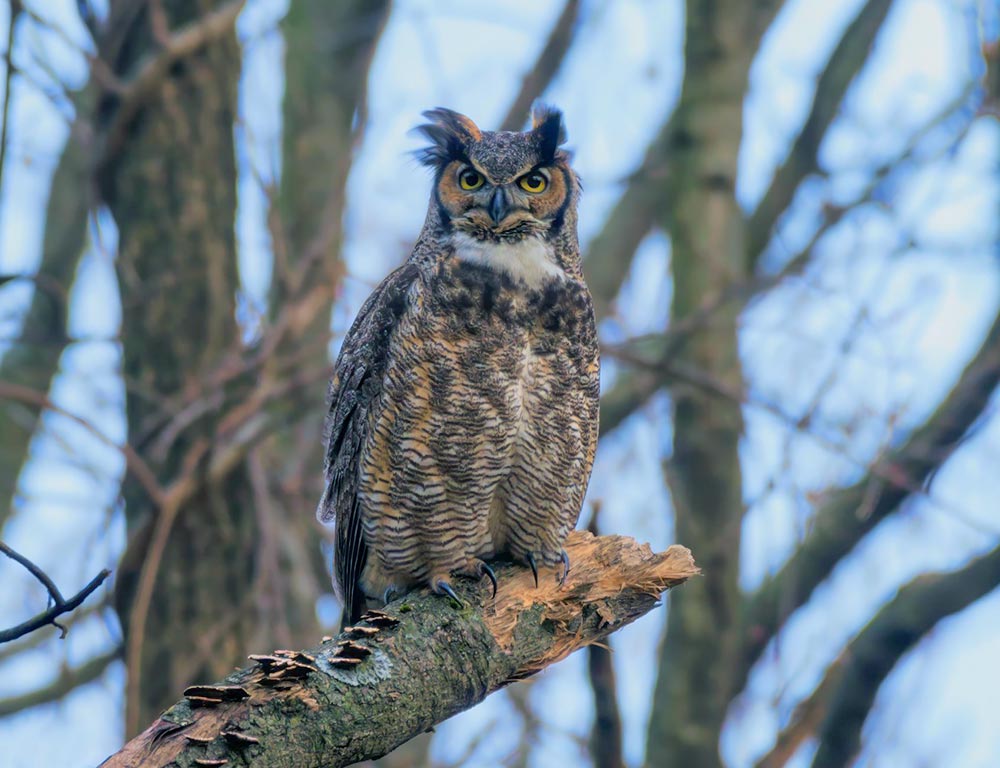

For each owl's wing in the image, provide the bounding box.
[318,262,422,626]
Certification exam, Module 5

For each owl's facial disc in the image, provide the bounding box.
[437,160,568,243]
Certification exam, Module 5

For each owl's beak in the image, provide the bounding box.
[488,188,510,225]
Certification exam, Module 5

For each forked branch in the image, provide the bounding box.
[0,541,111,643]
[102,532,697,768]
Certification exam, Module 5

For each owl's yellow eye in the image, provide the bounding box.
[459,169,484,191]
[518,171,547,193]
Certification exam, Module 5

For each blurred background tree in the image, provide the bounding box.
[0,1,998,766]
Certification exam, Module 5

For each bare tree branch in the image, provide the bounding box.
[588,645,624,768]
[101,533,697,768]
[0,541,111,643]
[0,647,120,717]
[0,0,177,526]
[0,599,106,663]
[0,130,91,528]
[586,511,625,768]
[811,543,1000,767]
[753,655,845,768]
[582,0,786,321]
[499,0,581,131]
[583,136,666,320]
[0,381,166,505]
[746,0,895,266]
[738,304,1000,695]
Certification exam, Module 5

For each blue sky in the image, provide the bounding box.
[0,0,998,766]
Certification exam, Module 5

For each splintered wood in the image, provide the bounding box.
[486,530,698,667]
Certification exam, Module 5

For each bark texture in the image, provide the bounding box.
[102,532,697,768]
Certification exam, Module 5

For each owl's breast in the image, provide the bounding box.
[424,258,600,557]
[428,254,600,464]
[358,256,599,584]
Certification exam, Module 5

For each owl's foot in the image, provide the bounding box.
[524,549,570,587]
[559,549,570,586]
[526,552,539,588]
[476,561,498,598]
[451,559,498,598]
[432,578,464,609]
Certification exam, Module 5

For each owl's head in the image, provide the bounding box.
[415,104,579,251]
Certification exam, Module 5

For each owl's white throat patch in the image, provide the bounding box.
[452,232,564,287]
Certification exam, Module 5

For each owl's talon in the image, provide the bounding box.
[526,552,539,588]
[479,561,498,598]
[383,586,399,605]
[434,579,464,608]
[559,550,570,586]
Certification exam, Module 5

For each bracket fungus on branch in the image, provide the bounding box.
[102,531,698,768]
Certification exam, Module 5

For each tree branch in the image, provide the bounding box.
[753,655,845,768]
[583,136,665,320]
[499,0,581,131]
[588,644,624,768]
[101,532,697,768]
[586,511,625,768]
[0,599,106,663]
[582,0,786,321]
[0,647,120,717]
[810,542,1000,767]
[746,0,895,266]
[0,542,111,643]
[738,304,1000,695]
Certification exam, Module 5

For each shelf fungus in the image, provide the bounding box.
[222,730,261,748]
[182,685,250,703]
[358,610,401,629]
[342,625,380,639]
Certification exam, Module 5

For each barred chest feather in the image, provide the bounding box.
[355,249,599,600]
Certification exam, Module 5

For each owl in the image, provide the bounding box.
[317,104,600,627]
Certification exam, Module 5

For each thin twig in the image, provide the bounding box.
[0,542,111,643]
[0,540,64,603]
[603,344,1000,537]
[0,599,106,663]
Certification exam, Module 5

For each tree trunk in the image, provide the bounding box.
[645,1,754,764]
[96,0,293,734]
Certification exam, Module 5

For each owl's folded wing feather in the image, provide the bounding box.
[317,262,422,625]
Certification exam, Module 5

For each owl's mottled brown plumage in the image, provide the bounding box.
[318,105,600,627]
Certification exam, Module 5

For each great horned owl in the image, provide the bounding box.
[318,104,600,627]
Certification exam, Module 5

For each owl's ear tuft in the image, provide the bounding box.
[530,102,567,162]
[414,108,482,167]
